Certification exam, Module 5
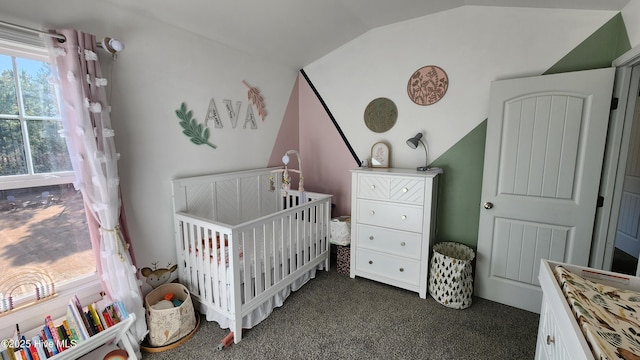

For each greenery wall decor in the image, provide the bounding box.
[175,102,217,149]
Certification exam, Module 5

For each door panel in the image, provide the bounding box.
[492,219,568,285]
[475,68,615,313]
[500,95,583,199]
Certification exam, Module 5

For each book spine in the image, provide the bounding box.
[106,305,121,324]
[83,312,97,336]
[72,296,92,338]
[42,326,58,356]
[62,319,73,342]
[87,304,104,333]
[27,343,38,360]
[115,301,129,320]
[96,306,109,330]
[31,336,46,360]
[39,330,51,359]
[4,344,15,360]
[20,337,32,360]
[14,349,24,360]
[44,316,62,354]
[68,302,89,340]
[65,306,82,342]
[101,309,114,328]
[56,326,68,351]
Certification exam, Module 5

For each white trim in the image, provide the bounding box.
[592,47,640,270]
[613,42,640,67]
[0,172,75,190]
[0,37,48,62]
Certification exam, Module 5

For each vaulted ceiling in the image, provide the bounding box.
[105,0,631,68]
[0,1,632,68]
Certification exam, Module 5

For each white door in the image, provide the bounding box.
[614,95,640,267]
[475,68,615,313]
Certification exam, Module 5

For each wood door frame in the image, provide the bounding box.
[591,44,640,270]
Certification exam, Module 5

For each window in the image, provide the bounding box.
[0,39,96,311]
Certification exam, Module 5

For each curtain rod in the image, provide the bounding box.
[0,19,66,42]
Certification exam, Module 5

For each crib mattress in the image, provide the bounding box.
[554,265,640,359]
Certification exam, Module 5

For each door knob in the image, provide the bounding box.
[483,202,494,209]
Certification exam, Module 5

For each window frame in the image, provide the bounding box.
[0,38,75,190]
[0,36,100,332]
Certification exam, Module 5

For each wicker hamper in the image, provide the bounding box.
[145,283,196,347]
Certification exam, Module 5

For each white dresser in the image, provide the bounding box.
[350,168,440,298]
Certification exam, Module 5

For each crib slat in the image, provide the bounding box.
[243,230,253,305]
[263,223,272,292]
[210,231,221,312]
[282,218,287,280]
[187,223,198,295]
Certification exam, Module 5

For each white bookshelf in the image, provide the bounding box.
[21,313,136,360]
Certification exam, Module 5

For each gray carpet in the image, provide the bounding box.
[141,269,540,360]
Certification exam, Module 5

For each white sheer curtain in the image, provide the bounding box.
[47,29,147,354]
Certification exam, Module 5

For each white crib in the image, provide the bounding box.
[171,167,332,343]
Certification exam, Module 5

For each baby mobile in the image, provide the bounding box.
[174,80,267,149]
[270,150,304,192]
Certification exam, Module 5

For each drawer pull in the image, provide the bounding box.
[402,187,408,193]
[368,260,373,265]
[400,242,406,247]
[546,335,555,345]
[369,236,374,240]
[399,268,404,272]
[371,210,376,215]
[370,185,376,190]
[401,215,407,220]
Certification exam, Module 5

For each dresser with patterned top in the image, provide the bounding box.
[350,168,439,298]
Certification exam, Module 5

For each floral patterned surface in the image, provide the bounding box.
[555,266,640,360]
[407,65,449,106]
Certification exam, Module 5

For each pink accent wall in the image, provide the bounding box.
[268,77,300,167]
[298,73,357,217]
[270,73,357,217]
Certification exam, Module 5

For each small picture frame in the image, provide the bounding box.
[371,142,390,168]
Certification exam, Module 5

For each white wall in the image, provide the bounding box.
[623,0,640,47]
[303,6,618,170]
[1,1,298,277]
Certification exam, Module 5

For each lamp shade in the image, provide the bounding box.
[406,133,423,149]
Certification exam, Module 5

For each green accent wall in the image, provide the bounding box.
[430,121,486,247]
[545,14,630,75]
[431,13,631,250]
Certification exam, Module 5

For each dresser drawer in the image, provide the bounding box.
[390,178,424,204]
[357,199,423,232]
[356,224,421,259]
[355,248,420,285]
[358,174,425,205]
[358,174,389,200]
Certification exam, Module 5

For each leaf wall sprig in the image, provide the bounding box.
[175,102,217,149]
[242,80,267,121]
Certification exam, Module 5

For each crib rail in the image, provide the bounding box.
[174,191,332,327]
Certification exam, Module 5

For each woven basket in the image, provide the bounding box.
[428,242,475,309]
[145,283,196,347]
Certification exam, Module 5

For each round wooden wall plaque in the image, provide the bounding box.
[364,97,398,133]
[407,65,449,106]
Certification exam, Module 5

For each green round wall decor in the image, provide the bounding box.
[364,97,398,133]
